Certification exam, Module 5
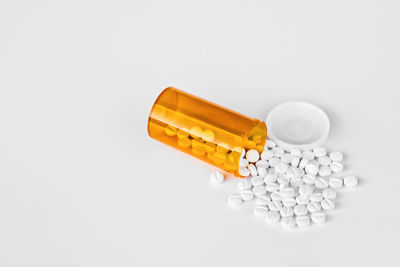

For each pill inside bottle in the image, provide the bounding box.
[147,87,267,177]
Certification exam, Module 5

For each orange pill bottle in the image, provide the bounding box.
[147,87,267,177]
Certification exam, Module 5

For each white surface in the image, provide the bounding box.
[0,0,399,266]
[266,101,330,151]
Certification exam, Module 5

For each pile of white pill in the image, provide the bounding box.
[211,140,359,229]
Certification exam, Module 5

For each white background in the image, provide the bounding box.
[0,1,399,266]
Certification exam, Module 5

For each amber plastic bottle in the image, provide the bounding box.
[147,87,267,177]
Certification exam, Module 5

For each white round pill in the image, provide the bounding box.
[256,195,271,205]
[315,177,329,189]
[275,161,289,174]
[299,184,314,196]
[310,192,323,202]
[319,165,332,177]
[239,167,250,177]
[290,148,302,157]
[313,147,327,157]
[302,150,315,160]
[254,205,269,217]
[248,164,258,176]
[282,198,297,207]
[246,149,260,163]
[294,168,305,177]
[330,162,344,173]
[294,204,308,216]
[296,215,311,227]
[261,150,274,161]
[329,152,343,162]
[268,157,280,167]
[281,216,296,228]
[286,167,297,178]
[264,173,278,184]
[307,202,321,213]
[240,189,255,201]
[305,161,319,175]
[253,185,267,197]
[318,156,331,165]
[277,174,289,185]
[266,140,277,148]
[299,158,309,169]
[228,194,242,207]
[281,153,293,163]
[210,171,224,184]
[290,178,304,187]
[311,212,327,223]
[268,200,282,211]
[278,180,289,190]
[296,195,310,205]
[285,167,296,179]
[329,177,343,189]
[238,178,252,191]
[344,175,358,188]
[271,192,283,201]
[265,211,281,223]
[280,206,294,217]
[321,198,335,210]
[280,187,296,198]
[266,182,279,192]
[303,174,316,185]
[239,158,249,168]
[272,147,284,157]
[250,176,264,186]
[257,167,267,177]
[291,157,300,167]
[322,188,336,200]
[255,160,269,169]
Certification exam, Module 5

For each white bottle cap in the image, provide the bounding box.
[265,101,330,151]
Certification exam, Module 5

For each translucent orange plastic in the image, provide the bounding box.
[147,87,267,177]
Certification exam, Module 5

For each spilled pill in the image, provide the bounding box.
[250,176,264,186]
[313,147,327,158]
[253,185,267,197]
[329,152,343,162]
[329,177,343,189]
[210,171,224,184]
[240,189,255,201]
[310,192,324,202]
[228,194,242,207]
[256,195,271,205]
[330,161,344,173]
[307,202,321,213]
[294,204,308,216]
[279,206,294,217]
[344,175,358,188]
[311,212,327,223]
[282,198,297,207]
[321,198,335,210]
[322,188,337,200]
[212,140,356,230]
[268,200,282,211]
[238,178,252,191]
[281,216,296,229]
[296,215,311,227]
[261,150,274,161]
[265,211,281,223]
[254,205,269,217]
